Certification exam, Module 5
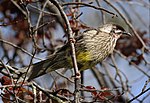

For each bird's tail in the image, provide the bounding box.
[20,58,55,81]
[16,51,71,81]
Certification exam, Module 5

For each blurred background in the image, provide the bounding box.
[0,0,150,103]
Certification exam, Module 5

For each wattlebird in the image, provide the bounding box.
[16,23,131,81]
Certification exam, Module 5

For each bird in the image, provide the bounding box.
[17,23,131,81]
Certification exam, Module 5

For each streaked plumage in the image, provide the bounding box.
[18,23,130,81]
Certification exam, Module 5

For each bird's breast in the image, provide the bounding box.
[74,30,117,70]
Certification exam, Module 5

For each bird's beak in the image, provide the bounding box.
[122,31,132,36]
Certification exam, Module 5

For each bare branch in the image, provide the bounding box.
[62,2,117,17]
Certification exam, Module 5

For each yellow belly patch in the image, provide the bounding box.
[77,51,91,63]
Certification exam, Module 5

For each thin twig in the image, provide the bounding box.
[0,60,19,103]
[95,0,106,24]
[111,54,127,91]
[62,2,117,16]
[32,81,70,103]
[10,0,27,16]
[28,3,58,16]
[104,0,149,50]
[0,39,43,60]
[55,70,74,83]
[142,79,150,92]
[127,87,150,103]
[114,49,150,78]
[35,0,49,37]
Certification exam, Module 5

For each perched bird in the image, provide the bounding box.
[17,23,131,81]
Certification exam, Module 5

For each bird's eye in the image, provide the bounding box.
[110,29,115,33]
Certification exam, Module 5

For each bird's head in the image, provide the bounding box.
[99,23,131,39]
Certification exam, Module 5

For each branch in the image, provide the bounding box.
[103,0,149,51]
[128,87,150,103]
[32,82,70,103]
[49,0,80,102]
[0,39,42,60]
[62,2,117,16]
